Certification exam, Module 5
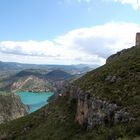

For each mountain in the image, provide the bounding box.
[0,93,28,124]
[0,47,139,140]
[46,69,73,81]
[15,69,48,78]
[0,69,52,92]
[10,75,52,92]
[0,62,94,90]
[0,69,73,92]
[0,61,95,75]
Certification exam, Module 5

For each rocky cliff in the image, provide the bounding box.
[63,86,133,130]
[0,93,28,124]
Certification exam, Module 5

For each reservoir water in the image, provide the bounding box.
[16,92,53,113]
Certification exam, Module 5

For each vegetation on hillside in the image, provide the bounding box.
[75,47,140,117]
[0,93,28,124]
[0,47,140,140]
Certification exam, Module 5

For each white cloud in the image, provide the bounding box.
[66,0,140,9]
[112,0,140,10]
[55,22,140,57]
[64,0,140,9]
[0,22,140,65]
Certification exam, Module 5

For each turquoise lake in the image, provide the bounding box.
[16,92,53,113]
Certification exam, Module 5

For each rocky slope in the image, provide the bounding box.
[0,46,139,140]
[64,86,134,130]
[10,69,74,92]
[0,93,28,124]
[10,75,52,92]
[0,69,74,93]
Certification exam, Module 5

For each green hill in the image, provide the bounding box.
[0,46,140,140]
[46,69,73,80]
[0,71,52,93]
[0,69,74,92]
[75,46,140,116]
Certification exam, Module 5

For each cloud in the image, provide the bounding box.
[0,22,140,65]
[55,22,140,57]
[0,40,104,65]
[66,0,140,9]
[112,0,140,10]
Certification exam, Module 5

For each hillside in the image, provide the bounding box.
[0,47,139,140]
[0,71,52,93]
[0,69,77,92]
[75,47,140,116]
[0,63,93,92]
[0,61,93,75]
[15,69,48,78]
[46,69,73,81]
[10,75,52,92]
[0,93,28,124]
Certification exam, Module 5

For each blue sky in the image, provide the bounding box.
[0,0,140,65]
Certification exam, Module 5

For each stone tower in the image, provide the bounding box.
[136,32,140,47]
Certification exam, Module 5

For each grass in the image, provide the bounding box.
[74,47,140,117]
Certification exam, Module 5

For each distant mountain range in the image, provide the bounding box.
[0,61,99,91]
[0,68,73,92]
[0,61,99,74]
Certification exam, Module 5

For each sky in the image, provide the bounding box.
[0,0,140,65]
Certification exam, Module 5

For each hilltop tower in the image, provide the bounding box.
[136,32,140,47]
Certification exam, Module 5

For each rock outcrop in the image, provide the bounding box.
[64,86,133,130]
[0,93,28,124]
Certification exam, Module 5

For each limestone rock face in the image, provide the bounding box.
[65,86,133,130]
[76,92,132,129]
[0,93,28,124]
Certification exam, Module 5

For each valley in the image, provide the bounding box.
[0,63,93,124]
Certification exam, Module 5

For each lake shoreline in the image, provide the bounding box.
[16,91,53,113]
